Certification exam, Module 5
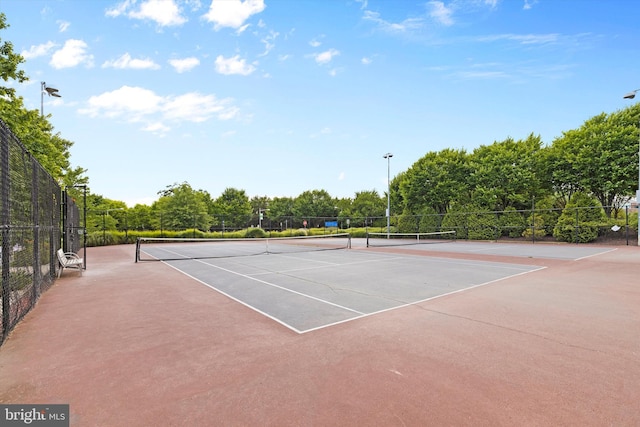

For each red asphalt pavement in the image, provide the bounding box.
[0,243,639,426]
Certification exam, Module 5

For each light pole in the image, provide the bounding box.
[623,88,640,246]
[102,208,124,245]
[383,152,393,238]
[41,82,61,117]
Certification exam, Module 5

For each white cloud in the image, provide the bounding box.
[428,1,454,26]
[105,0,133,17]
[78,86,239,132]
[21,41,57,59]
[143,121,171,133]
[168,57,201,73]
[107,0,187,27]
[50,39,94,69]
[79,86,163,120]
[523,0,538,10]
[163,92,235,122]
[214,55,256,75]
[309,37,323,47]
[313,49,340,65]
[58,20,70,32]
[475,33,560,45]
[202,0,266,30]
[338,172,345,181]
[361,57,372,65]
[102,53,161,70]
[259,30,279,57]
[362,10,424,33]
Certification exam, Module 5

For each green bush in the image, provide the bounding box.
[553,192,606,243]
[499,207,527,238]
[441,204,468,239]
[522,214,546,239]
[398,212,420,233]
[467,210,499,240]
[419,208,441,233]
[244,227,267,238]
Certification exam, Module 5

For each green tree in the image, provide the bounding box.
[268,197,294,219]
[469,134,544,211]
[127,204,153,231]
[0,13,86,186]
[0,13,27,99]
[212,187,252,229]
[292,190,336,218]
[399,148,471,215]
[349,190,384,219]
[152,182,212,231]
[546,105,640,216]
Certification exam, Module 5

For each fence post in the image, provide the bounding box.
[1,123,10,343]
[626,205,629,246]
[32,158,41,300]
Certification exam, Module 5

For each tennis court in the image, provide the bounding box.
[137,235,545,333]
[1,239,638,425]
[364,234,616,260]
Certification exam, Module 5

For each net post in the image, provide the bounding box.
[135,237,140,263]
[348,234,352,249]
[366,232,370,248]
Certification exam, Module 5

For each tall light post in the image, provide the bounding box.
[623,88,640,246]
[102,208,124,245]
[383,153,393,238]
[41,81,61,117]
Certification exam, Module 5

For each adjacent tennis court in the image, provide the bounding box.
[137,235,545,333]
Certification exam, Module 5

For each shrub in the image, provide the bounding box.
[499,207,527,238]
[467,210,499,240]
[553,192,606,243]
[522,214,546,239]
[245,227,267,238]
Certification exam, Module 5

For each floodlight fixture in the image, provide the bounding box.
[40,81,62,116]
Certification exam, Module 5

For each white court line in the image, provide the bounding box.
[159,261,306,334]
[195,259,366,315]
[160,251,546,334]
[574,247,617,261]
[299,265,548,334]
[247,255,407,277]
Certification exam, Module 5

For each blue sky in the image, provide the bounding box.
[3,0,639,206]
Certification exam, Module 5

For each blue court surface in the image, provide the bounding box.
[159,249,545,333]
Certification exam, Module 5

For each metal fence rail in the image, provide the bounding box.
[1,119,79,345]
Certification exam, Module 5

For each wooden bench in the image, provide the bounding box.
[57,248,83,277]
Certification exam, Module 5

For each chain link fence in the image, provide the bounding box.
[1,119,80,345]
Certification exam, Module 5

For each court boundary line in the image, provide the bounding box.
[194,258,366,316]
[159,260,307,333]
[574,247,617,261]
[157,251,547,334]
[299,265,548,334]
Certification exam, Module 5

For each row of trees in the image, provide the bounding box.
[70,184,387,234]
[395,105,640,221]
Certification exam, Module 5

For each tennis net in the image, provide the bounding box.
[366,230,456,248]
[135,233,352,262]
